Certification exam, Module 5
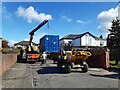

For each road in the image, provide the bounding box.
[2,60,120,88]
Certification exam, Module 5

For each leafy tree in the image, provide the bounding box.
[107,17,120,65]
[100,35,103,39]
[2,40,9,48]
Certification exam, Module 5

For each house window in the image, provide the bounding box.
[85,34,88,37]
[100,42,104,46]
[68,41,72,44]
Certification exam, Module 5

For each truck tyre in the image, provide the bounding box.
[65,64,71,73]
[81,63,89,72]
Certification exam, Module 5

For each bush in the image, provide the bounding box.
[2,48,20,54]
[17,47,24,54]
[110,61,120,69]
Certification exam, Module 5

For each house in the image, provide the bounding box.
[59,34,80,46]
[0,37,2,50]
[72,32,106,46]
[59,32,106,50]
[14,41,38,51]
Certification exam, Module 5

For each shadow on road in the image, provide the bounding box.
[17,58,27,63]
[90,73,120,80]
[37,66,66,74]
[106,68,120,73]
[37,66,85,74]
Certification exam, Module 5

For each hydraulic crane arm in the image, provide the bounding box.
[29,19,48,46]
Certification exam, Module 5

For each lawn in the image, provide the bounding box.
[110,61,120,69]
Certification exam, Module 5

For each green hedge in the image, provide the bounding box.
[2,48,20,54]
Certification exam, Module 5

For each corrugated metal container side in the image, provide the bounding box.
[39,35,59,53]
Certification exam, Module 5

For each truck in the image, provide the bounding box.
[26,20,48,62]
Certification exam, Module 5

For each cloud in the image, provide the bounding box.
[8,40,17,46]
[61,15,72,22]
[76,20,84,24]
[97,6,118,33]
[17,6,52,23]
[24,38,29,41]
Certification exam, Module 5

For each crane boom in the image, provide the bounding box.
[26,19,48,62]
[29,20,48,46]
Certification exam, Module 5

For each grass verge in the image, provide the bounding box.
[110,61,120,69]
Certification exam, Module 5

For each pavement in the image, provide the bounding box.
[2,63,29,80]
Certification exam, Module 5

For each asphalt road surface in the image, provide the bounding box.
[2,60,120,88]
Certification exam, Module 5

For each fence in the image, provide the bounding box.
[86,49,110,69]
[0,54,17,75]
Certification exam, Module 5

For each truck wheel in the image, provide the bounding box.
[81,63,89,72]
[65,64,71,73]
[57,61,63,69]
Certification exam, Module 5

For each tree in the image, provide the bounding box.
[100,35,103,39]
[107,17,120,65]
[2,40,9,48]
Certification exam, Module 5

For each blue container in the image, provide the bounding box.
[39,35,59,53]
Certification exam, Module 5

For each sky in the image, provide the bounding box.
[1,2,119,46]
